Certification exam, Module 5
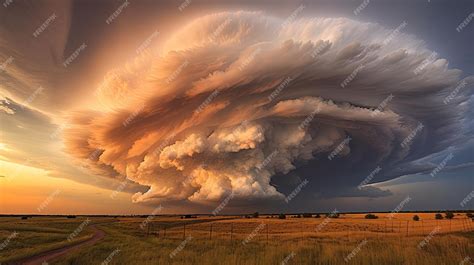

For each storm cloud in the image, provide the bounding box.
[62,11,473,206]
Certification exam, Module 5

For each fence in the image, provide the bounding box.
[143,217,474,241]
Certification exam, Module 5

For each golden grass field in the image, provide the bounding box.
[0,213,473,264]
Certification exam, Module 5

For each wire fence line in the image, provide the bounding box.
[143,218,473,241]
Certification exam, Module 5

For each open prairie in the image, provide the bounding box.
[1,213,473,265]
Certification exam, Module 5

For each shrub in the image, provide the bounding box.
[413,215,420,221]
[435,213,443,220]
[21,216,28,220]
[365,214,378,219]
[302,213,312,218]
[445,212,454,219]
[467,213,473,218]
[314,214,321,218]
[253,212,259,218]
[278,214,286,219]
[67,215,76,219]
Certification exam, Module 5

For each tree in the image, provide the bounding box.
[314,214,321,218]
[435,213,443,220]
[413,215,420,221]
[445,212,454,219]
[302,213,312,218]
[365,214,378,219]
[278,213,286,219]
[253,212,259,218]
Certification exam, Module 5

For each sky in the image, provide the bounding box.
[0,0,473,215]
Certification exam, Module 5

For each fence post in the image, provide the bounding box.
[209,224,212,240]
[406,221,409,236]
[266,223,269,244]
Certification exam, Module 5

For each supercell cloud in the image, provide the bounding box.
[63,11,473,205]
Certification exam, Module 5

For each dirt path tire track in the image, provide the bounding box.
[11,225,106,265]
